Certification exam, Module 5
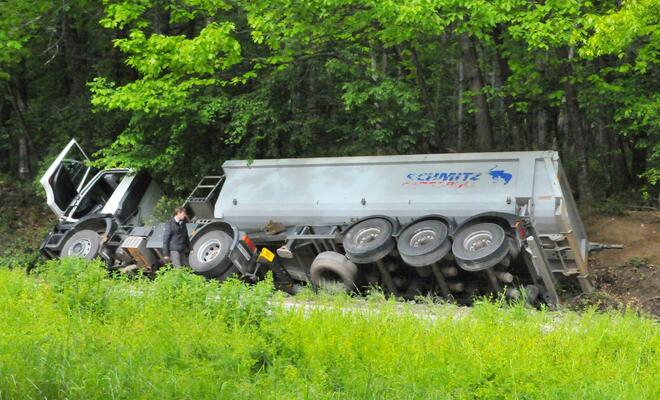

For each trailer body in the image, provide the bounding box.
[216,151,589,281]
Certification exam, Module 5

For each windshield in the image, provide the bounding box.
[70,172,126,219]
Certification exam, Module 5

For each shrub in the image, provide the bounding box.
[37,256,111,314]
[0,249,42,270]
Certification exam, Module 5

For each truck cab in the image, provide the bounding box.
[39,139,256,282]
[39,139,163,260]
[40,139,162,225]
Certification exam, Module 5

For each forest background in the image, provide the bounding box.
[1,0,657,203]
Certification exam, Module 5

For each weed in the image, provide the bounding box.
[626,256,652,269]
[0,249,42,270]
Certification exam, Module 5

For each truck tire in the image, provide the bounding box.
[61,229,102,260]
[310,251,359,293]
[397,219,451,267]
[189,230,234,279]
[342,217,395,264]
[452,222,510,271]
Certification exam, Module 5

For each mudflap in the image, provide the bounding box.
[39,222,76,259]
[228,238,258,277]
[241,247,296,294]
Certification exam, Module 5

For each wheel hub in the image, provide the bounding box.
[464,230,493,252]
[68,238,91,257]
[198,239,222,263]
[355,227,381,244]
[410,229,436,248]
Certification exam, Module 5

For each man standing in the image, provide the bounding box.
[163,207,190,267]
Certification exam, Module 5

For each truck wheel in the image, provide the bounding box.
[397,219,451,267]
[189,230,234,279]
[342,218,395,264]
[452,222,510,271]
[61,229,102,260]
[310,251,359,293]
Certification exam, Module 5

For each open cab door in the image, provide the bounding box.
[40,139,97,218]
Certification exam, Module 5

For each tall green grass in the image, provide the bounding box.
[0,258,658,399]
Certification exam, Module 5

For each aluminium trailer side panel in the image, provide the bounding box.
[215,151,587,263]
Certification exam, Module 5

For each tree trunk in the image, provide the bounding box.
[495,58,523,149]
[410,47,438,152]
[7,78,39,176]
[18,136,29,179]
[369,42,387,154]
[601,124,628,189]
[493,26,524,150]
[0,101,11,171]
[458,33,494,151]
[64,14,86,97]
[556,107,566,150]
[630,136,648,185]
[564,49,592,201]
[410,47,436,120]
[597,119,613,191]
[616,135,633,184]
[537,109,547,149]
[457,58,464,151]
[492,59,506,145]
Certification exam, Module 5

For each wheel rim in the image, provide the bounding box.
[453,223,510,271]
[68,238,92,257]
[197,239,222,263]
[354,227,381,245]
[463,230,494,252]
[410,229,437,248]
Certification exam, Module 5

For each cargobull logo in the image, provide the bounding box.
[489,166,512,184]
[404,165,512,188]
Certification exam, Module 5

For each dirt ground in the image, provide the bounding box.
[583,211,660,317]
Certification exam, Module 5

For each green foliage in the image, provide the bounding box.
[582,0,659,69]
[87,0,246,187]
[1,0,658,202]
[581,193,632,216]
[581,0,660,197]
[0,174,51,267]
[90,21,241,114]
[626,256,651,269]
[0,250,42,270]
[142,195,186,226]
[0,0,53,79]
[37,257,111,313]
[0,261,658,398]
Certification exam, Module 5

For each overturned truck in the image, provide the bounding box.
[40,139,612,307]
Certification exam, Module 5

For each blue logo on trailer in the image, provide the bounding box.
[489,166,512,185]
[404,166,513,187]
[405,172,482,182]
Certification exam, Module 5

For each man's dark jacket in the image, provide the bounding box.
[163,217,190,255]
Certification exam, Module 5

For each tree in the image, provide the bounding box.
[0,0,656,204]
[582,0,659,198]
[0,0,53,178]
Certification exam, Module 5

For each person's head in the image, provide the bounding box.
[174,206,187,220]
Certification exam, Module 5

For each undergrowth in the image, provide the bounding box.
[0,257,658,399]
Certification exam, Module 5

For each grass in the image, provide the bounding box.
[0,258,658,399]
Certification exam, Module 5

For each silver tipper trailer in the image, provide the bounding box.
[42,141,613,307]
[182,150,601,306]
